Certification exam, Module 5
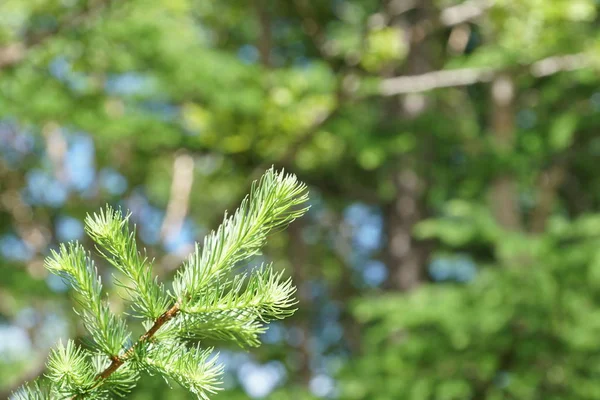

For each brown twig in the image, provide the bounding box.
[75,303,181,398]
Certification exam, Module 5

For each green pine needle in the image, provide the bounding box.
[16,168,309,399]
[173,168,308,304]
[45,243,130,356]
[46,340,99,398]
[85,207,171,320]
[143,341,223,400]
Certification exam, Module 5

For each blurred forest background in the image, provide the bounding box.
[2,0,600,399]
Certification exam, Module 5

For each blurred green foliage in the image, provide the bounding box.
[3,0,600,398]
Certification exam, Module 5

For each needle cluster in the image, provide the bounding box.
[13,168,309,400]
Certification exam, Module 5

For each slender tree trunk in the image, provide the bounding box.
[288,219,312,386]
[384,166,428,291]
[336,217,362,353]
[254,0,272,68]
[382,0,434,292]
[489,74,521,231]
[530,164,565,233]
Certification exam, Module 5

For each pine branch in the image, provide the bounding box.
[91,355,139,398]
[95,302,181,384]
[15,168,309,399]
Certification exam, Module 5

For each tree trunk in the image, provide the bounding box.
[382,0,434,292]
[489,74,521,231]
[288,219,312,385]
[529,164,565,233]
[384,167,429,291]
[254,0,272,68]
